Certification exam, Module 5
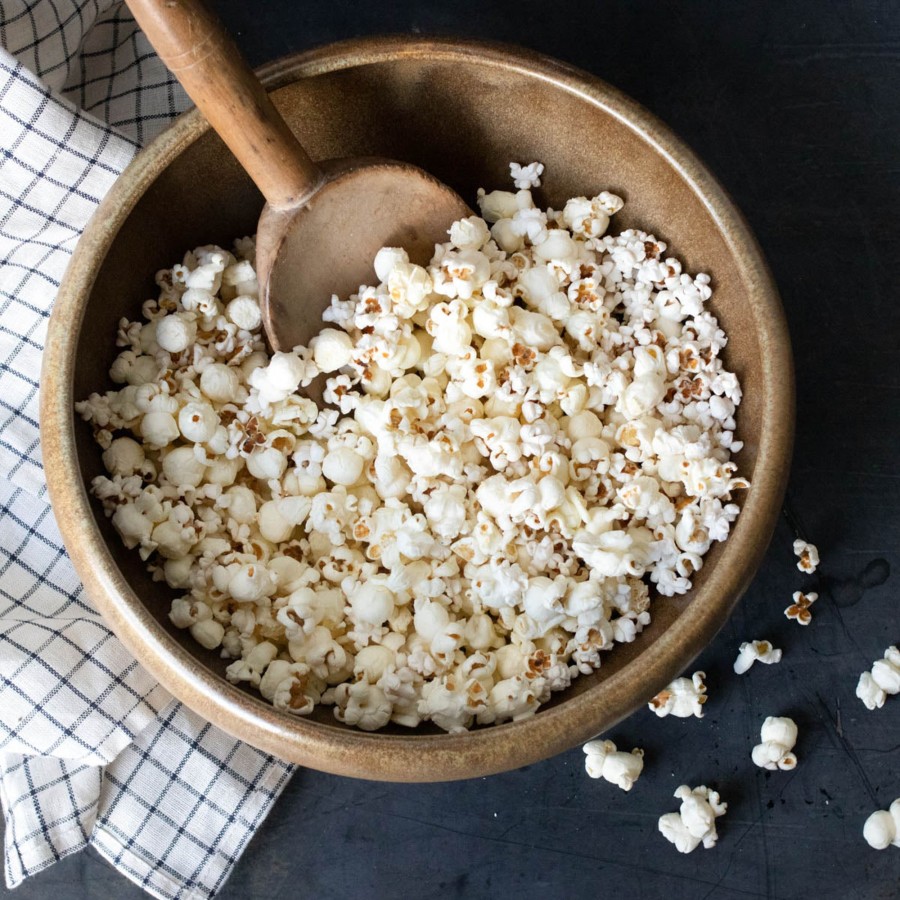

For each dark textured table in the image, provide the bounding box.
[5,1,900,898]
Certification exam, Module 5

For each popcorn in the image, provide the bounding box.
[793,538,819,574]
[322,446,364,486]
[190,618,225,650]
[386,263,432,318]
[486,675,539,723]
[102,437,145,477]
[80,166,747,734]
[582,738,644,791]
[257,500,295,543]
[751,716,798,770]
[509,161,544,190]
[785,591,817,626]
[310,328,354,373]
[178,401,218,443]
[658,785,727,853]
[250,352,312,406]
[268,663,324,715]
[228,563,276,603]
[562,194,621,239]
[291,626,350,682]
[200,363,242,403]
[156,312,197,353]
[863,800,900,850]
[509,307,560,350]
[110,352,159,386]
[733,639,782,674]
[476,187,532,223]
[333,681,392,731]
[225,640,278,688]
[449,215,491,250]
[427,300,473,354]
[226,296,262,331]
[418,675,475,732]
[374,246,409,282]
[109,501,152,549]
[169,597,210,630]
[510,207,548,245]
[161,446,207,490]
[221,484,257,524]
[354,645,395,682]
[349,580,395,627]
[245,446,287,481]
[140,410,180,448]
[856,646,900,710]
[649,671,707,718]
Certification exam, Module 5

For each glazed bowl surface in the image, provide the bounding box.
[41,37,793,781]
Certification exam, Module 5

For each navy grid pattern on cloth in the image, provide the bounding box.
[0,53,136,495]
[0,754,102,885]
[0,482,171,765]
[0,3,296,898]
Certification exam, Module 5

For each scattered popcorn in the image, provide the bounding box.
[793,538,819,574]
[863,799,900,850]
[649,671,707,718]
[582,738,644,791]
[77,166,748,733]
[751,716,798,770]
[733,639,782,675]
[785,591,817,626]
[658,785,727,853]
[856,646,900,710]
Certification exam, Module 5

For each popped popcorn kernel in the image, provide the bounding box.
[793,538,819,574]
[785,591,817,626]
[658,785,727,853]
[78,166,747,733]
[856,646,900,710]
[582,738,644,791]
[509,161,544,190]
[649,671,707,718]
[863,800,900,850]
[751,716,798,771]
[733,639,782,674]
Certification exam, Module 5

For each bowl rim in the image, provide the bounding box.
[40,35,794,782]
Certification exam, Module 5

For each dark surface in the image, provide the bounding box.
[5,1,900,898]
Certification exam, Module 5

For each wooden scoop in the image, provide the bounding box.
[126,0,470,351]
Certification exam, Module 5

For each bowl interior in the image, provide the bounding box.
[68,42,781,760]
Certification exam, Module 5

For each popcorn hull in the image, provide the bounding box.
[41,36,794,781]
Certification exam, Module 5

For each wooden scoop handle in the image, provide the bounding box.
[126,0,322,209]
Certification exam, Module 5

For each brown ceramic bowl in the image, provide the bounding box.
[41,37,793,781]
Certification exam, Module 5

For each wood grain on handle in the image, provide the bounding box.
[126,0,322,209]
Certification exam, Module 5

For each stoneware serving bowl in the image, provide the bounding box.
[41,36,794,782]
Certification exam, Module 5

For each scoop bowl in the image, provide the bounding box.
[41,37,793,782]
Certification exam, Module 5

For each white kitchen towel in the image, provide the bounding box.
[0,2,295,897]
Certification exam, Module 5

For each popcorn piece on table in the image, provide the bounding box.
[751,716,798,771]
[785,591,817,626]
[658,785,727,853]
[733,639,782,674]
[856,646,900,710]
[863,799,900,850]
[648,671,707,718]
[793,538,819,574]
[582,738,644,791]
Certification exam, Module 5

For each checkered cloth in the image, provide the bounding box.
[0,2,295,897]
